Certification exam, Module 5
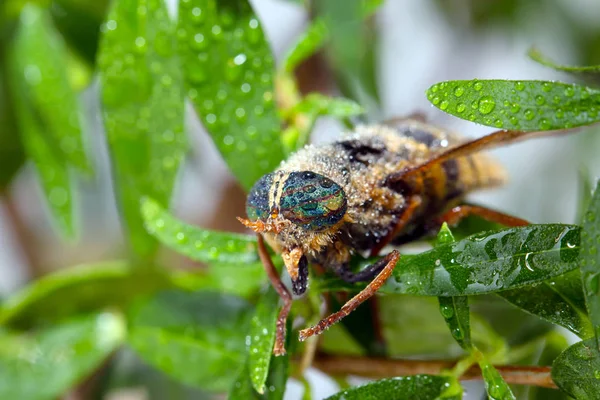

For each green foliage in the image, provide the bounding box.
[3,0,600,398]
[0,313,125,400]
[177,0,284,190]
[98,0,187,258]
[552,337,600,399]
[580,180,600,348]
[427,80,600,130]
[325,375,462,400]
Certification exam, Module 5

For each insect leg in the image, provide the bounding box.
[439,204,529,227]
[257,234,292,356]
[369,196,422,257]
[298,250,400,341]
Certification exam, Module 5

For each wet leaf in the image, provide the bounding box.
[141,197,258,264]
[0,313,125,400]
[178,0,284,190]
[477,352,516,400]
[498,270,593,339]
[325,375,461,400]
[291,93,365,119]
[318,224,581,296]
[529,48,600,86]
[438,296,472,350]
[0,60,25,191]
[12,5,91,173]
[229,353,288,400]
[0,261,171,329]
[427,80,600,131]
[580,180,600,349]
[552,337,600,399]
[128,290,251,392]
[248,287,279,393]
[282,18,328,73]
[98,0,187,258]
[576,168,594,225]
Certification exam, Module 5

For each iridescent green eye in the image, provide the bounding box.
[246,173,273,221]
[279,171,347,230]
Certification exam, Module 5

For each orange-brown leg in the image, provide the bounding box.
[257,234,292,356]
[298,250,400,341]
[370,196,422,257]
[439,204,529,227]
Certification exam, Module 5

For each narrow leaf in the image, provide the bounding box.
[499,270,593,339]
[229,354,288,400]
[580,180,600,349]
[477,352,516,400]
[291,93,365,118]
[178,0,284,190]
[436,224,472,350]
[552,337,600,399]
[0,261,170,329]
[248,287,279,393]
[438,296,472,350]
[325,375,462,400]
[427,80,600,130]
[529,47,600,85]
[12,5,90,173]
[98,0,187,258]
[141,197,259,264]
[318,224,581,296]
[283,18,328,73]
[0,313,125,400]
[128,290,251,392]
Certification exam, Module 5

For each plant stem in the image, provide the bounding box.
[311,354,557,389]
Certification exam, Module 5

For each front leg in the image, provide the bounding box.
[298,251,400,341]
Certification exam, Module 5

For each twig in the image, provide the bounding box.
[312,354,557,389]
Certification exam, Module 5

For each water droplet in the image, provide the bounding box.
[510,103,521,114]
[440,305,454,318]
[191,7,203,23]
[134,37,147,54]
[564,87,575,97]
[233,53,247,66]
[594,370,600,379]
[176,232,187,243]
[515,81,525,91]
[494,119,503,127]
[223,135,234,146]
[241,83,251,94]
[478,96,496,115]
[555,108,564,119]
[582,90,591,100]
[451,327,463,340]
[106,20,117,31]
[535,95,546,105]
[440,100,449,110]
[454,86,464,97]
[539,118,551,129]
[431,96,441,105]
[509,116,519,125]
[430,84,439,93]
[542,82,553,92]
[524,109,535,120]
[191,33,206,50]
[194,240,204,250]
[456,103,466,113]
[473,81,483,91]
[205,113,217,125]
[235,107,246,121]
[211,25,222,38]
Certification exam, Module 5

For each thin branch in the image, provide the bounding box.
[312,354,557,389]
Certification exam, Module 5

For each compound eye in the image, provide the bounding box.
[279,171,347,231]
[246,173,274,221]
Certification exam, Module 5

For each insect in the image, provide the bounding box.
[237,116,566,356]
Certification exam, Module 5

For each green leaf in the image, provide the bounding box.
[498,270,593,339]
[248,287,279,393]
[318,224,581,296]
[98,0,187,258]
[580,180,600,348]
[128,290,251,392]
[282,18,328,73]
[0,312,125,400]
[438,296,472,350]
[178,0,284,190]
[325,375,462,400]
[229,354,288,400]
[141,197,259,264]
[529,48,600,85]
[291,93,365,118]
[477,351,516,400]
[12,5,91,173]
[427,80,600,130]
[552,337,600,399]
[0,261,171,329]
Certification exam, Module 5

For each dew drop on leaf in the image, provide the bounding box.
[478,96,495,115]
